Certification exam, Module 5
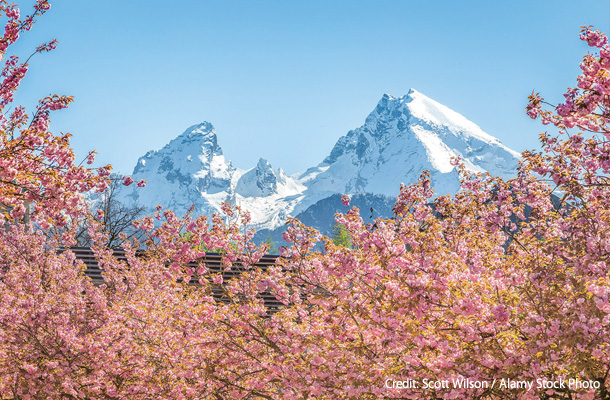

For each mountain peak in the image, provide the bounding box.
[369,90,513,147]
[123,92,521,234]
[376,89,418,109]
[169,122,223,157]
[180,121,217,141]
[130,120,234,196]
[256,157,271,169]
[183,121,215,137]
[236,158,279,197]
[309,90,521,199]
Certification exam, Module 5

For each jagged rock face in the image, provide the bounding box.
[121,90,521,233]
[124,122,237,212]
[295,89,520,213]
[236,158,286,197]
[120,123,305,230]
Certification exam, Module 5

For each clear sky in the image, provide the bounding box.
[9,0,610,175]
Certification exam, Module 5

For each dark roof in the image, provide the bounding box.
[70,247,286,313]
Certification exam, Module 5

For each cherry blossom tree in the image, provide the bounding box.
[0,0,112,229]
[0,1,609,397]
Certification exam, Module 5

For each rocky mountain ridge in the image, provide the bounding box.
[120,89,521,235]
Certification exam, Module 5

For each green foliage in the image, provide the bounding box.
[331,223,351,248]
[263,234,279,255]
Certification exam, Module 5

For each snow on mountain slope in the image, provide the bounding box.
[121,123,305,229]
[121,90,521,232]
[122,122,238,214]
[236,158,303,198]
[232,158,307,230]
[293,89,520,214]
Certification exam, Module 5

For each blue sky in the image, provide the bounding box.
[9,0,610,175]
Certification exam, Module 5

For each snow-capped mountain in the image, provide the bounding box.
[121,89,521,233]
[124,122,237,214]
[292,89,520,214]
[122,123,305,230]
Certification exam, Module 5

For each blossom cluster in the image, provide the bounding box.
[526,27,610,138]
[0,2,140,228]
